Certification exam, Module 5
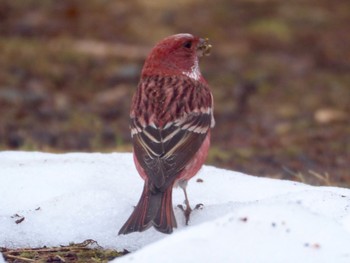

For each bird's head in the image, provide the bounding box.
[141,33,211,81]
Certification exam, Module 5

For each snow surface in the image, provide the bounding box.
[1,151,350,263]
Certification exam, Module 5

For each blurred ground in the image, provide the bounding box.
[0,0,349,186]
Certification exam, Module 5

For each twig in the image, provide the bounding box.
[4,254,35,262]
[5,247,91,253]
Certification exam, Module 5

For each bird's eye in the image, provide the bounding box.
[183,40,192,49]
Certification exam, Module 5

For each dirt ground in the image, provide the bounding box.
[0,0,349,186]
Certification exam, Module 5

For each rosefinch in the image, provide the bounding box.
[118,33,214,235]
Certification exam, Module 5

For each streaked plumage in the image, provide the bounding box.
[119,34,214,235]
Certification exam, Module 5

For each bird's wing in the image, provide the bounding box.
[131,110,212,192]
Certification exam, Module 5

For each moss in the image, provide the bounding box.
[19,251,38,259]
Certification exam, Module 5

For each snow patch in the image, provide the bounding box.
[1,151,350,262]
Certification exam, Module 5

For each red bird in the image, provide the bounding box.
[118,33,214,235]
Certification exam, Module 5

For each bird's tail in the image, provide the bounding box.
[118,183,177,235]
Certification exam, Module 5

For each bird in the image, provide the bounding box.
[118,33,215,235]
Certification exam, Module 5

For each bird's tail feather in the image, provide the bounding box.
[118,183,177,235]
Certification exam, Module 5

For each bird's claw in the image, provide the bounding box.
[194,203,204,210]
[177,203,204,225]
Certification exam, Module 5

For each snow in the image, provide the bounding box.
[1,151,350,262]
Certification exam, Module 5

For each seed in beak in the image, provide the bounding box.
[197,38,212,57]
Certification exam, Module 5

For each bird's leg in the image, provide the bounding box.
[177,187,203,225]
[182,187,192,225]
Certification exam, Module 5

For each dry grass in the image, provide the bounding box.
[1,239,127,263]
[283,166,334,186]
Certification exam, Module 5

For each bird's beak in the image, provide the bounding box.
[197,38,212,57]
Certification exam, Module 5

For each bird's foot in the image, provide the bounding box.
[177,203,204,225]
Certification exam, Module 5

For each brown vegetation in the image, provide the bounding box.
[0,0,349,186]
